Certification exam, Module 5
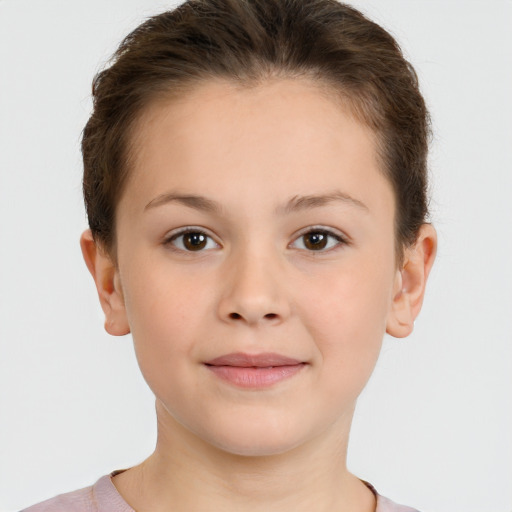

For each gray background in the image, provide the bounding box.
[1,1,511,511]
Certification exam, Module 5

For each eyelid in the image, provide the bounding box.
[161,225,348,253]
[289,225,349,251]
[163,226,221,250]
[293,225,348,241]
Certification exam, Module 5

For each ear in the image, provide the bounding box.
[80,229,130,336]
[386,224,437,338]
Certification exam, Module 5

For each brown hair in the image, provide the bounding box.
[82,0,430,261]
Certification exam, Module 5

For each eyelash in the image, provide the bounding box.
[163,226,348,254]
[164,227,219,253]
[290,227,347,253]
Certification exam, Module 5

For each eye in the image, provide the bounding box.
[291,228,346,252]
[165,228,219,252]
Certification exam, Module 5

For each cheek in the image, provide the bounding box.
[121,264,215,381]
[124,253,212,328]
[297,256,394,370]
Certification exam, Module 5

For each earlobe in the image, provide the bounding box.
[386,224,437,338]
[80,230,130,336]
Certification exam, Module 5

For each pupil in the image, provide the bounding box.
[305,232,327,250]
[185,233,206,250]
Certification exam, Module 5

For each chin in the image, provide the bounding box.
[197,416,309,458]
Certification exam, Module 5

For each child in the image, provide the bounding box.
[23,0,436,510]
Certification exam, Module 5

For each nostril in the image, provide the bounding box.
[228,312,278,321]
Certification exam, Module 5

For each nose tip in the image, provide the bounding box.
[217,255,290,326]
[223,299,286,326]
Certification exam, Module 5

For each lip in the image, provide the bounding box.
[204,352,307,388]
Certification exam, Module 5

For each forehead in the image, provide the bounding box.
[122,78,393,219]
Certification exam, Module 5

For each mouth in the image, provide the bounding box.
[204,352,307,388]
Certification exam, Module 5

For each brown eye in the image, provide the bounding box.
[183,232,207,251]
[291,229,345,252]
[303,232,328,250]
[167,230,218,252]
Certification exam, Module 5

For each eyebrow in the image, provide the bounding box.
[144,193,222,213]
[276,191,369,215]
[144,190,368,214]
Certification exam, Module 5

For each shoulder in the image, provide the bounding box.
[376,493,420,512]
[21,483,96,512]
[21,473,133,512]
[364,481,420,512]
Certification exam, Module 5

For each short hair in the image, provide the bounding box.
[82,0,430,261]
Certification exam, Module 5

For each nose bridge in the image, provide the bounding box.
[218,241,290,325]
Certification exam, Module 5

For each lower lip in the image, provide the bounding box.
[206,364,306,388]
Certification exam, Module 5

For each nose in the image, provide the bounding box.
[217,249,291,327]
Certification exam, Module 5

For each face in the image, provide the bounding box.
[109,79,403,456]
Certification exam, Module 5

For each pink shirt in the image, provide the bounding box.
[22,470,420,512]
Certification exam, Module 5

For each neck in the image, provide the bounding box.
[112,401,375,512]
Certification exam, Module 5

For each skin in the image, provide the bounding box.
[81,78,436,512]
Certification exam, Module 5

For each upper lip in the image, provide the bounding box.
[204,352,303,367]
